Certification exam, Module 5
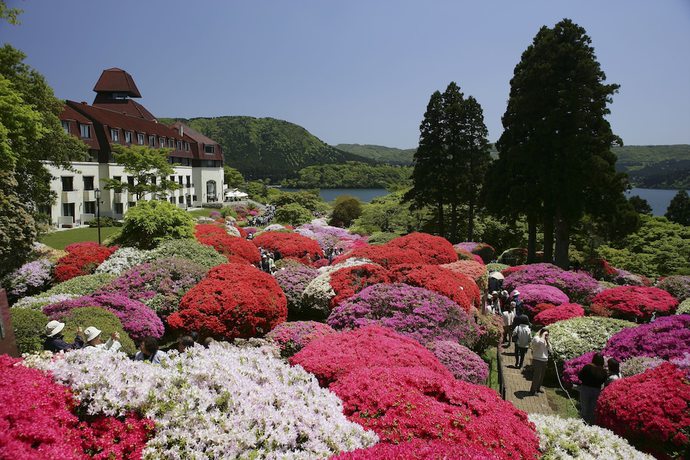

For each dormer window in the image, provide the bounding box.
[149,135,156,147]
[177,141,182,150]
[169,139,174,148]
[110,128,119,142]
[79,124,91,139]
[125,131,132,144]
[159,137,165,148]
[61,120,70,134]
[204,145,215,154]
[137,133,145,145]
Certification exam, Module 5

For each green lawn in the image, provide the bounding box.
[188,208,214,218]
[482,346,500,392]
[40,227,121,250]
[545,386,580,419]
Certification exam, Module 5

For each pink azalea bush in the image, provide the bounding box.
[603,314,690,362]
[427,340,489,383]
[505,263,600,304]
[274,264,320,317]
[266,321,335,357]
[514,284,570,309]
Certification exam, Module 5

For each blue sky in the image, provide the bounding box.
[2,0,689,148]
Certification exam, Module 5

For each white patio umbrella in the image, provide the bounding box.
[489,271,505,280]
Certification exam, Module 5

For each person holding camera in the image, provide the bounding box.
[529,327,551,395]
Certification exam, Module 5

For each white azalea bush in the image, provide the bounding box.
[301,258,373,317]
[529,414,654,459]
[12,293,78,311]
[95,247,151,275]
[28,342,377,459]
[548,316,635,363]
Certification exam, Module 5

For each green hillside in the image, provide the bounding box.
[335,144,416,165]
[160,116,373,181]
[613,145,690,189]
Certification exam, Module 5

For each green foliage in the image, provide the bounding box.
[117,200,195,249]
[628,195,653,215]
[0,74,45,171]
[87,216,122,228]
[148,239,226,269]
[596,215,690,278]
[283,162,411,189]
[665,190,690,226]
[335,144,416,165]
[224,165,245,188]
[102,145,179,199]
[269,189,324,212]
[366,232,400,245]
[329,195,362,227]
[43,273,116,297]
[486,263,509,272]
[351,190,430,235]
[614,145,690,189]
[10,308,48,354]
[274,203,313,226]
[0,1,22,24]
[163,116,372,181]
[0,172,37,278]
[39,227,121,250]
[62,307,136,355]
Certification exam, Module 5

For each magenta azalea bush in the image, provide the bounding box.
[43,293,164,340]
[505,263,600,304]
[427,340,489,384]
[603,314,690,362]
[327,283,480,348]
[274,264,320,316]
[562,351,602,386]
[266,321,335,357]
[515,284,569,309]
[98,257,207,317]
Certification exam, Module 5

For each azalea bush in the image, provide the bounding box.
[331,439,496,460]
[196,231,260,264]
[474,313,505,353]
[548,316,635,363]
[31,344,377,459]
[147,239,227,269]
[597,363,690,459]
[301,259,374,318]
[274,264,320,317]
[677,298,690,315]
[533,303,585,326]
[504,263,600,304]
[621,356,665,378]
[43,293,164,341]
[612,269,652,287]
[117,199,195,249]
[442,260,488,291]
[514,284,570,309]
[2,258,52,302]
[61,307,136,355]
[43,273,117,297]
[603,314,690,362]
[252,231,323,264]
[562,351,603,387]
[98,257,207,317]
[590,286,679,322]
[327,283,480,348]
[54,242,117,282]
[657,275,690,301]
[94,247,150,275]
[296,221,368,252]
[390,264,477,312]
[328,263,391,308]
[334,232,457,267]
[167,263,287,339]
[266,321,335,358]
[529,414,654,460]
[427,340,489,383]
[12,293,78,311]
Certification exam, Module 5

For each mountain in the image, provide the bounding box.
[159,116,373,181]
[335,144,416,165]
[613,145,690,189]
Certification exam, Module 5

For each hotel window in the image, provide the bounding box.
[204,144,215,154]
[177,140,182,150]
[149,135,156,147]
[151,176,157,185]
[61,176,74,192]
[125,131,132,144]
[114,203,124,215]
[170,175,175,182]
[127,176,135,187]
[110,128,119,142]
[79,124,91,139]
[84,201,96,214]
[83,176,94,191]
[61,120,70,134]
[186,176,191,187]
[137,133,145,145]
[169,197,175,204]
[185,142,190,151]
[169,139,175,148]
[178,176,183,185]
[113,176,121,183]
[160,137,165,148]
[178,196,184,204]
[128,201,136,208]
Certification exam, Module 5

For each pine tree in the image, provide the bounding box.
[665,190,690,226]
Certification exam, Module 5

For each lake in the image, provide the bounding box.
[283,187,680,215]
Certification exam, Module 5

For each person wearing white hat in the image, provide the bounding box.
[83,326,122,352]
[44,320,85,353]
[511,290,524,316]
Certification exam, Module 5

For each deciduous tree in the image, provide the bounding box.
[666,190,690,226]
[102,145,179,199]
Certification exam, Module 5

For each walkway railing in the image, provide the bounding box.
[497,345,507,400]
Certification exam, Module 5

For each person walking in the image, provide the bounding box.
[577,353,607,424]
[529,328,550,395]
[501,303,515,346]
[512,318,532,369]
[83,326,122,352]
[43,320,84,353]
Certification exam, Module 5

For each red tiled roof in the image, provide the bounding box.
[171,121,218,146]
[92,98,157,121]
[171,121,224,161]
[59,106,101,150]
[93,68,142,97]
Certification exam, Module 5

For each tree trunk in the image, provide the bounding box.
[543,214,554,264]
[437,200,445,238]
[527,215,537,263]
[467,199,475,242]
[450,201,458,243]
[554,215,570,269]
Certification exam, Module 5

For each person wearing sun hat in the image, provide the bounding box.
[83,326,122,352]
[44,320,85,353]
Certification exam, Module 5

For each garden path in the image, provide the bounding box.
[499,346,555,415]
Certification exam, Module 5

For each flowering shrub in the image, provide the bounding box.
[54,242,117,282]
[474,313,505,353]
[99,257,207,317]
[43,293,164,341]
[590,286,679,321]
[94,247,150,275]
[13,293,78,311]
[78,412,154,460]
[328,264,391,308]
[677,298,690,315]
[455,242,495,264]
[582,257,618,281]
[333,245,417,267]
[597,363,690,459]
[266,321,335,357]
[330,366,539,459]
[562,351,602,387]
[621,356,665,378]
[296,221,368,252]
[43,273,117,297]
[327,283,480,348]
[603,314,690,362]
[529,414,654,460]
[290,326,452,387]
[147,239,227,269]
[548,316,635,363]
[427,340,488,383]
[2,258,53,301]
[196,231,261,264]
[274,264,320,316]
[301,259,374,318]
[391,264,479,311]
[32,344,377,458]
[657,275,690,301]
[442,260,488,290]
[263,223,287,232]
[514,284,570,308]
[386,233,457,265]
[526,302,556,317]
[533,303,585,326]
[168,263,287,339]
[331,438,496,459]
[612,269,652,287]
[505,263,600,304]
[252,231,323,264]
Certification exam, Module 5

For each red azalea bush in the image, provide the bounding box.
[327,263,391,308]
[54,242,116,282]
[330,366,539,460]
[289,325,452,387]
[502,265,527,277]
[533,303,585,325]
[168,263,287,339]
[386,233,457,265]
[590,286,679,322]
[527,302,556,317]
[597,363,690,459]
[332,245,419,268]
[196,232,260,264]
[78,413,154,460]
[472,243,495,264]
[390,264,479,311]
[252,232,323,264]
[330,438,496,460]
[194,223,226,238]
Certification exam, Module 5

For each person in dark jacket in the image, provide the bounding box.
[577,352,608,424]
[43,320,85,352]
